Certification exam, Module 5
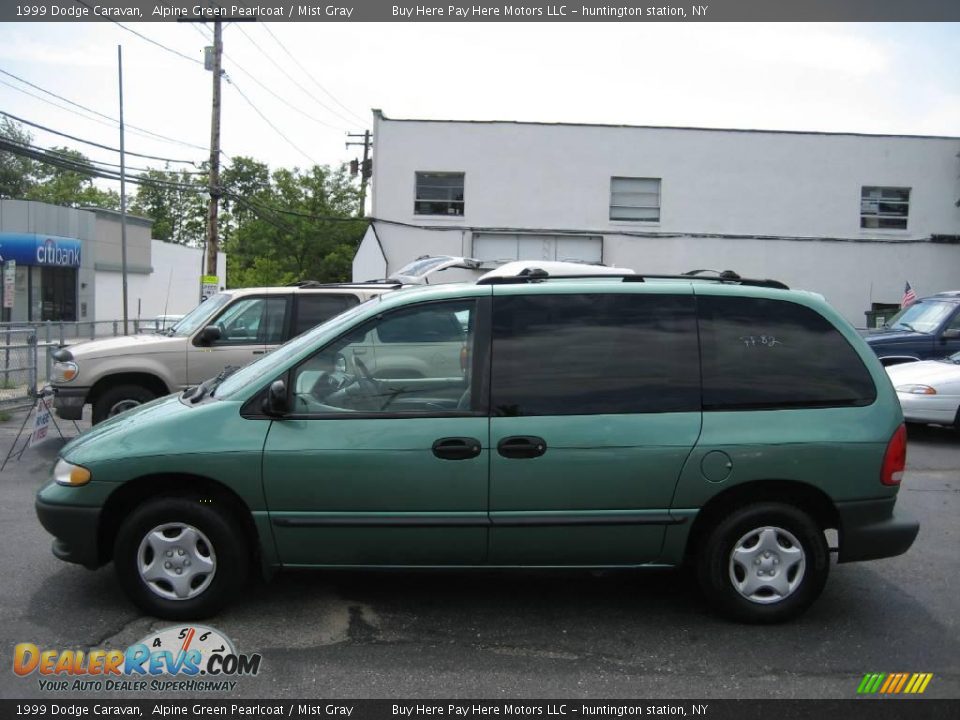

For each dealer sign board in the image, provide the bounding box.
[0,233,82,267]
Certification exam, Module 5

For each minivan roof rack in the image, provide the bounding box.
[477,267,789,290]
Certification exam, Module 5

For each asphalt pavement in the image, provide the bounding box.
[0,408,956,700]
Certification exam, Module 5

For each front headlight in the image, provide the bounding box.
[52,361,79,383]
[895,384,937,395]
[54,458,91,486]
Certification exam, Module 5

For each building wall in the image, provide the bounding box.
[371,115,960,239]
[362,113,960,326]
[94,241,226,322]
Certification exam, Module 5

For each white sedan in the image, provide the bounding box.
[886,352,960,427]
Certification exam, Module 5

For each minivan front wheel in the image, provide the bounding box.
[114,497,247,619]
[697,503,829,623]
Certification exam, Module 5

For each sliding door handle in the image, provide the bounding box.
[497,436,547,459]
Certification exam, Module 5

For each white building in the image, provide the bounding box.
[354,111,960,326]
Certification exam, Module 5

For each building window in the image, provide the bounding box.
[415,172,465,216]
[610,177,661,222]
[860,186,910,230]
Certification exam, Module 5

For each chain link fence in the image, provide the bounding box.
[0,319,168,410]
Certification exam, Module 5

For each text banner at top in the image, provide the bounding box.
[4,0,960,23]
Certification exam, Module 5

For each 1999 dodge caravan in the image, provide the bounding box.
[35,266,918,623]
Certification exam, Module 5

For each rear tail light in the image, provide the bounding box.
[881,423,907,486]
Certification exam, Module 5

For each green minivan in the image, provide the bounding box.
[36,269,918,623]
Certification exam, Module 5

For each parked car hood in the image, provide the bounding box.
[64,332,184,361]
[864,329,929,344]
[886,359,960,386]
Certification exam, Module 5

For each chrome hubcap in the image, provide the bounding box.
[109,399,142,416]
[728,526,805,604]
[137,523,216,601]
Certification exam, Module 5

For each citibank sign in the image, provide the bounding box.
[0,233,82,268]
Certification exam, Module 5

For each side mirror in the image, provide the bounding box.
[197,325,222,345]
[941,328,960,340]
[261,379,289,417]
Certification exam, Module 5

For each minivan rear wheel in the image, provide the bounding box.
[114,496,247,619]
[697,502,829,623]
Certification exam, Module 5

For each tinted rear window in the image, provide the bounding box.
[492,293,700,416]
[294,294,360,336]
[697,295,876,410]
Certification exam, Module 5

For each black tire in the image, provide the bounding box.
[696,502,829,624]
[113,496,248,619]
[92,384,157,424]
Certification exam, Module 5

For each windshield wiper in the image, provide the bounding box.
[891,322,920,332]
[208,365,240,397]
[184,366,240,403]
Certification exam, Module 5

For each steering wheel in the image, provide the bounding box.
[354,356,375,381]
[351,356,383,409]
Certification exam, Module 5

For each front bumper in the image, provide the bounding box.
[53,386,90,420]
[836,497,919,563]
[35,497,102,569]
[896,391,959,426]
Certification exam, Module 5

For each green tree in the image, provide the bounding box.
[0,117,37,199]
[25,146,119,210]
[129,166,207,246]
[225,163,366,287]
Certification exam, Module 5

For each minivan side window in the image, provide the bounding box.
[491,294,699,416]
[697,295,877,410]
[291,300,476,415]
[293,294,360,336]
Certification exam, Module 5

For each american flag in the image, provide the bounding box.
[901,282,917,308]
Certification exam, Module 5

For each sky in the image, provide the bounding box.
[0,22,957,182]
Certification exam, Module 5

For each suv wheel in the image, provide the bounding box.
[113,496,248,619]
[697,502,829,623]
[92,384,157,424]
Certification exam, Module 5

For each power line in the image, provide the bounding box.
[73,0,204,67]
[0,110,204,166]
[221,51,346,132]
[223,73,319,166]
[233,23,359,128]
[220,189,367,224]
[5,137,204,177]
[259,23,368,126]
[0,67,210,152]
[0,137,208,194]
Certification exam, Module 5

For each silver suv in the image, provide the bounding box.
[51,283,397,423]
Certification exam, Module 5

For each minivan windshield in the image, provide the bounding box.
[214,296,382,399]
[885,300,955,334]
[167,294,232,337]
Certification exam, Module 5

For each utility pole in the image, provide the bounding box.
[118,45,129,336]
[347,130,372,216]
[205,20,223,279]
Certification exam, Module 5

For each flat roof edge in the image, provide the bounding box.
[374,111,960,141]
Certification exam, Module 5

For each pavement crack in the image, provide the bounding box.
[84,615,146,651]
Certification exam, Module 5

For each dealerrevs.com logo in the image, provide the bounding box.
[13,625,261,692]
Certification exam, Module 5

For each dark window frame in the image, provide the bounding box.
[860,186,910,230]
[415,171,465,216]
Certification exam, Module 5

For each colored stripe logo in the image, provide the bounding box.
[857,673,933,694]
